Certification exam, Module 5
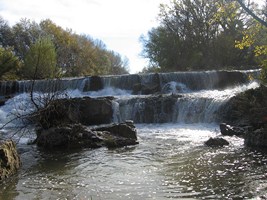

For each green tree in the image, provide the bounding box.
[0,47,21,80]
[22,37,57,79]
[141,0,258,72]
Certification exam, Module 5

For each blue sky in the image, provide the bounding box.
[0,0,170,73]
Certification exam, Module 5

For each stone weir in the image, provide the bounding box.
[0,70,259,96]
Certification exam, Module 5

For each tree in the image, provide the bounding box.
[141,0,258,72]
[0,47,21,80]
[11,18,42,59]
[0,17,13,47]
[22,37,57,79]
[234,0,267,82]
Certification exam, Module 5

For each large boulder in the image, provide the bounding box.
[92,121,137,140]
[36,96,114,128]
[205,137,229,147]
[219,84,267,149]
[0,140,21,181]
[36,124,102,149]
[220,84,267,126]
[36,123,138,149]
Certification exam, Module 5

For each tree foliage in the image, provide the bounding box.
[22,37,57,79]
[0,47,21,80]
[141,0,265,72]
[234,0,267,82]
[0,17,129,80]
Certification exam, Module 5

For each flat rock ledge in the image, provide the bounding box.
[0,140,21,181]
[36,121,138,149]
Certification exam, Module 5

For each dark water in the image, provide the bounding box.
[1,123,267,200]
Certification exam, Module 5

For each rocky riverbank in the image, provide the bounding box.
[220,84,267,148]
[0,140,21,181]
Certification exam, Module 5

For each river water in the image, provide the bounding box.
[1,71,267,199]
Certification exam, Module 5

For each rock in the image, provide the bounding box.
[205,137,229,147]
[220,84,267,126]
[0,140,21,181]
[93,121,137,140]
[219,84,267,149]
[220,123,244,136]
[36,123,138,149]
[36,124,102,149]
[244,127,267,148]
[36,96,114,128]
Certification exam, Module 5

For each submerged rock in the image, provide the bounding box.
[0,140,21,181]
[205,137,229,147]
[36,123,138,149]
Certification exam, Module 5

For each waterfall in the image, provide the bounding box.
[0,69,259,96]
[114,81,259,124]
[0,70,260,125]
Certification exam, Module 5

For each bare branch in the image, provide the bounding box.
[236,0,267,27]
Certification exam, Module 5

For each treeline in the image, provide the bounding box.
[0,17,129,80]
[141,0,267,73]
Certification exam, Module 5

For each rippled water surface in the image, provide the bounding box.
[1,123,267,200]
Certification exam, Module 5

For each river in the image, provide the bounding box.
[1,70,267,199]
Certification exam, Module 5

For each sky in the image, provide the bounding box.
[0,0,264,74]
[0,0,170,73]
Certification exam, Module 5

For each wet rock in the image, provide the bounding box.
[132,73,161,95]
[220,84,267,149]
[36,124,103,149]
[36,96,114,128]
[36,123,138,149]
[92,121,137,140]
[0,140,21,181]
[220,84,267,126]
[220,123,244,136]
[205,137,229,147]
[245,127,267,148]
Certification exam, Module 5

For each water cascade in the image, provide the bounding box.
[1,69,266,200]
